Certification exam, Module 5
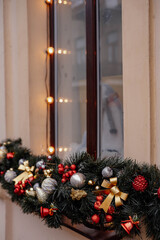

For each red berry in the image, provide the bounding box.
[106,214,113,223]
[107,206,115,215]
[157,187,160,199]
[24,179,28,184]
[65,172,70,178]
[14,188,19,194]
[20,189,25,194]
[64,165,69,170]
[18,181,22,185]
[61,178,66,183]
[94,201,101,210]
[28,176,34,182]
[70,164,76,170]
[0,171,4,175]
[72,170,76,174]
[96,195,103,202]
[68,170,73,176]
[58,164,64,168]
[15,184,20,189]
[62,174,66,178]
[7,152,14,159]
[91,214,100,224]
[22,183,26,188]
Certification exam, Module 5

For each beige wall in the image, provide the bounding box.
[0,0,160,239]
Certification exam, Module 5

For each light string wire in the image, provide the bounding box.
[45,4,50,151]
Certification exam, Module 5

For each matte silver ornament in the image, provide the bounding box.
[4,169,17,183]
[70,173,86,188]
[19,159,25,165]
[41,178,57,194]
[33,183,40,191]
[102,166,113,178]
[36,187,48,203]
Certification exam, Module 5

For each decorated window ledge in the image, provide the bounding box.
[0,139,159,239]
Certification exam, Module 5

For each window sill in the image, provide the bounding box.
[62,216,120,240]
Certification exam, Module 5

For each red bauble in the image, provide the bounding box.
[96,195,103,202]
[91,214,100,224]
[7,152,14,159]
[106,214,113,223]
[132,175,148,192]
[94,201,101,210]
[70,164,76,170]
[157,187,160,199]
[107,206,115,215]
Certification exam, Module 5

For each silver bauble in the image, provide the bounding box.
[70,173,86,188]
[19,159,25,165]
[33,183,40,191]
[36,160,45,169]
[0,146,7,161]
[4,169,17,183]
[36,187,48,203]
[102,166,113,178]
[41,178,57,194]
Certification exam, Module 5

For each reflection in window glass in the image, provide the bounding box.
[55,0,86,158]
[98,0,123,157]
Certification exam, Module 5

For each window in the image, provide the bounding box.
[50,0,123,158]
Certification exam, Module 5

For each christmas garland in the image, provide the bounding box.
[0,139,160,239]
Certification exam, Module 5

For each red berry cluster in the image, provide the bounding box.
[58,164,77,183]
[14,179,32,195]
[132,175,148,192]
[93,196,115,224]
[94,195,104,210]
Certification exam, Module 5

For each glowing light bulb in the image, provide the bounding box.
[47,47,54,55]
[58,49,62,54]
[64,147,68,152]
[45,0,52,4]
[59,147,63,152]
[64,99,68,103]
[59,98,63,103]
[63,0,67,4]
[63,50,67,55]
[58,0,62,3]
[46,96,54,104]
[48,146,55,154]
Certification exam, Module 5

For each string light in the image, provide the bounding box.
[63,0,67,4]
[46,96,54,104]
[58,0,62,4]
[58,147,63,152]
[64,99,68,103]
[45,0,52,4]
[57,0,72,5]
[47,47,54,55]
[63,50,67,55]
[59,98,64,103]
[47,146,55,154]
[58,49,62,54]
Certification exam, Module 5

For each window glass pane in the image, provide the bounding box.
[98,0,123,157]
[55,0,86,158]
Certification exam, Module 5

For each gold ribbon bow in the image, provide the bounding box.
[99,177,128,212]
[13,160,35,185]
